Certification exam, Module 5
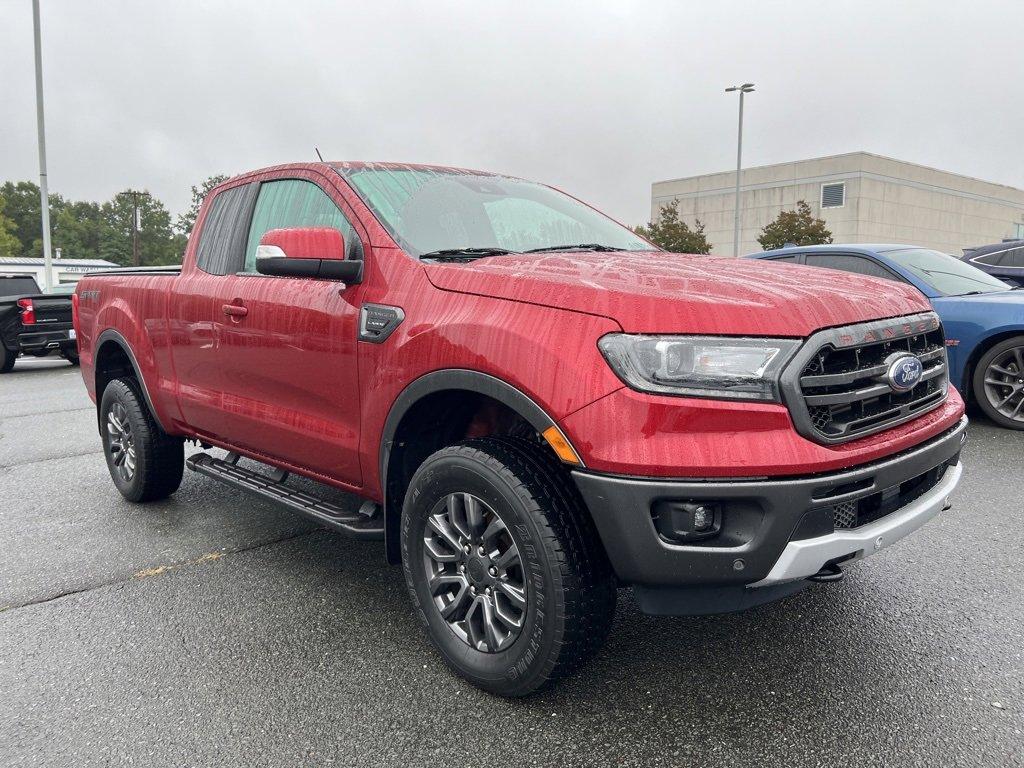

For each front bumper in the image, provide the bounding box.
[572,416,967,608]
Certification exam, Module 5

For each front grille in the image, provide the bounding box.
[827,461,951,530]
[784,313,949,444]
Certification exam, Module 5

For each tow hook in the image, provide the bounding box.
[808,562,845,583]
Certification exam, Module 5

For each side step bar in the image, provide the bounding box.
[186,452,383,540]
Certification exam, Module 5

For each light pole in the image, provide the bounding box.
[725,83,754,257]
[32,0,54,291]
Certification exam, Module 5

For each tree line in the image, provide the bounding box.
[0,175,227,266]
[0,174,831,264]
[634,199,832,254]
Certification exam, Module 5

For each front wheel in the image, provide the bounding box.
[100,378,185,501]
[400,437,616,696]
[972,336,1024,430]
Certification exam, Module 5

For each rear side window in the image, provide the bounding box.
[976,247,1024,267]
[804,254,901,282]
[194,183,258,275]
[767,255,798,263]
[243,180,358,272]
[1005,247,1024,267]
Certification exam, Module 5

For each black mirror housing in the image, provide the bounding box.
[256,257,363,284]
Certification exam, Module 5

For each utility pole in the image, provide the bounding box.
[32,0,54,291]
[725,83,755,257]
[117,190,149,266]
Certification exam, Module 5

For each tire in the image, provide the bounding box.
[63,347,80,366]
[972,336,1024,430]
[400,436,616,696]
[99,378,185,502]
[1,347,15,373]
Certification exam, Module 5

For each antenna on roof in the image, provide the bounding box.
[314,147,324,162]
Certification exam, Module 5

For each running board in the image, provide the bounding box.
[186,452,383,540]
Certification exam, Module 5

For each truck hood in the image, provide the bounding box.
[423,251,931,336]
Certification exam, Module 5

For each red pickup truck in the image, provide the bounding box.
[74,162,967,695]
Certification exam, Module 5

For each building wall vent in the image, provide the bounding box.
[821,182,845,208]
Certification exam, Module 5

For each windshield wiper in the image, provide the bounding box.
[419,247,513,261]
[522,243,623,253]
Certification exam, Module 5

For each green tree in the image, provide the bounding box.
[52,200,106,260]
[177,174,229,235]
[101,191,184,266]
[0,180,67,257]
[0,193,20,257]
[757,200,833,250]
[634,199,712,254]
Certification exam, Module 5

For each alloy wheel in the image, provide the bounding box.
[106,402,137,481]
[983,346,1024,423]
[422,492,528,653]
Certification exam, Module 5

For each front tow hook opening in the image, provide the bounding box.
[808,561,845,583]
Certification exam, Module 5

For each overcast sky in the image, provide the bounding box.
[3,0,1023,227]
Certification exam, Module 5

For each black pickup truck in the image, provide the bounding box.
[0,275,78,373]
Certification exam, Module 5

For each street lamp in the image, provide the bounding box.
[32,0,54,291]
[725,83,754,257]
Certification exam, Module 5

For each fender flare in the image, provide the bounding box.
[94,329,168,433]
[379,369,561,487]
[378,369,567,563]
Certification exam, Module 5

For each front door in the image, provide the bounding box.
[213,175,365,488]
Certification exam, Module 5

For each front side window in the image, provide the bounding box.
[884,247,1011,295]
[341,166,652,257]
[244,180,357,273]
[805,254,900,282]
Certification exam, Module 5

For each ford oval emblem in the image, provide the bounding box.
[887,354,924,391]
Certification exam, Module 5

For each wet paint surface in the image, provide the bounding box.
[424,251,932,336]
[75,161,963,500]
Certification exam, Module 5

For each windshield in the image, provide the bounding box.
[884,247,1011,296]
[342,165,652,258]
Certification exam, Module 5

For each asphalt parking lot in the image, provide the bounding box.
[1,359,1022,767]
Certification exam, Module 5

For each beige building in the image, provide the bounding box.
[651,152,1024,257]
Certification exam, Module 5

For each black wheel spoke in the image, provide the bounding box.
[105,403,137,480]
[481,515,506,544]
[480,599,502,652]
[428,573,465,596]
[426,515,462,554]
[494,542,520,570]
[422,491,527,654]
[438,580,471,620]
[495,581,527,611]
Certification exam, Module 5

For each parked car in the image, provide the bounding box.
[74,162,966,695]
[749,244,1024,429]
[960,240,1024,286]
[0,274,78,373]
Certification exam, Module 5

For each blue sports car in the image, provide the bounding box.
[748,244,1024,430]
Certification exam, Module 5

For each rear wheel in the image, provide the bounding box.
[1,347,14,373]
[63,347,80,366]
[400,437,616,696]
[972,336,1024,430]
[100,378,185,501]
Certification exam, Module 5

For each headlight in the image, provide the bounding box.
[597,334,800,402]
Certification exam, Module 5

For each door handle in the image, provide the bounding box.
[222,303,248,318]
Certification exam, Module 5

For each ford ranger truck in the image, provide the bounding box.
[73,162,967,696]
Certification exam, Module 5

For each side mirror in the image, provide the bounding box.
[255,227,363,284]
